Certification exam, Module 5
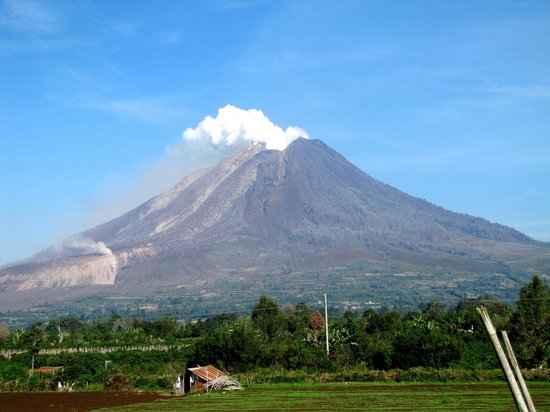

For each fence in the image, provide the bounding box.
[1,344,191,359]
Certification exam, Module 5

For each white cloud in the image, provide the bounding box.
[8,105,307,259]
[183,104,308,151]
[79,105,308,228]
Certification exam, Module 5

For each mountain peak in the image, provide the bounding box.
[1,138,548,310]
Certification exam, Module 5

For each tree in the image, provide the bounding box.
[193,318,266,371]
[510,275,550,367]
[201,313,238,332]
[421,300,446,323]
[21,323,44,348]
[308,311,325,332]
[111,317,135,333]
[359,309,404,369]
[286,302,311,336]
[20,322,45,362]
[46,316,83,345]
[251,295,286,339]
[455,294,511,338]
[393,326,461,369]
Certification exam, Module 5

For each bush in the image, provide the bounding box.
[104,374,131,390]
[151,375,172,390]
[27,375,49,391]
[75,371,106,387]
[0,358,26,382]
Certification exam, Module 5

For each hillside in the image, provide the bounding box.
[0,138,549,313]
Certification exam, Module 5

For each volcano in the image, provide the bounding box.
[1,138,549,312]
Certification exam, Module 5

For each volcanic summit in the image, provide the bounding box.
[1,138,548,310]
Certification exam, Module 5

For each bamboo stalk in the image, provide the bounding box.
[477,306,528,412]
[501,331,537,412]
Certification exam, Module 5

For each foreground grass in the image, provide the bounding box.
[96,382,550,411]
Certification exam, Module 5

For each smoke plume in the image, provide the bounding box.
[183,104,308,151]
[48,105,309,257]
[29,235,114,263]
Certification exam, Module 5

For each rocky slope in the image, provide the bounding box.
[1,138,548,300]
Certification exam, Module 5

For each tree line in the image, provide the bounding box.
[0,276,548,390]
[191,276,549,372]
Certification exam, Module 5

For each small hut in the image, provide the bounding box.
[173,365,226,395]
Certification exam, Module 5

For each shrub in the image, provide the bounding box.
[104,374,131,390]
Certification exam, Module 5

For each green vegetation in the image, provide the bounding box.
[96,382,550,411]
[0,271,531,329]
[0,276,548,393]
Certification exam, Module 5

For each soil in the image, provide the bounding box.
[0,391,168,412]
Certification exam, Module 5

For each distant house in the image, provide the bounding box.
[173,365,226,395]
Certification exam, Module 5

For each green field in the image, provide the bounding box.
[96,382,550,411]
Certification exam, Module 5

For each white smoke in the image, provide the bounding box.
[0,106,309,268]
[29,235,113,263]
[182,104,308,151]
[55,236,113,256]
[82,105,309,227]
[22,105,308,263]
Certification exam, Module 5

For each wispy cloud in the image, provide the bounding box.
[79,96,190,125]
[110,20,140,39]
[0,0,87,55]
[413,81,550,127]
[154,30,182,46]
[353,142,550,175]
[0,37,85,55]
[433,83,550,99]
[486,84,550,98]
[354,146,467,172]
[0,0,58,32]
[210,0,267,11]
[236,46,392,74]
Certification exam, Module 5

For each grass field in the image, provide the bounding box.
[96,382,550,411]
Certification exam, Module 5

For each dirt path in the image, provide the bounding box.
[0,391,168,412]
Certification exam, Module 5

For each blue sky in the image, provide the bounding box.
[1,0,549,265]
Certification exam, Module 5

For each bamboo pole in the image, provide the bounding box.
[501,331,537,412]
[477,306,528,412]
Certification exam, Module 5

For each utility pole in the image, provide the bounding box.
[324,292,329,356]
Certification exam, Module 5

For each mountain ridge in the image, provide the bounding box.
[0,138,548,311]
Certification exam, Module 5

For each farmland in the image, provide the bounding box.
[92,382,550,411]
[1,382,549,411]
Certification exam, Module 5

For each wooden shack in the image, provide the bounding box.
[173,365,226,395]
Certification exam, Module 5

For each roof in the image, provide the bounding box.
[187,365,225,382]
[34,366,63,374]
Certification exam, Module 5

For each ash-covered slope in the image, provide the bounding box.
[1,138,548,295]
